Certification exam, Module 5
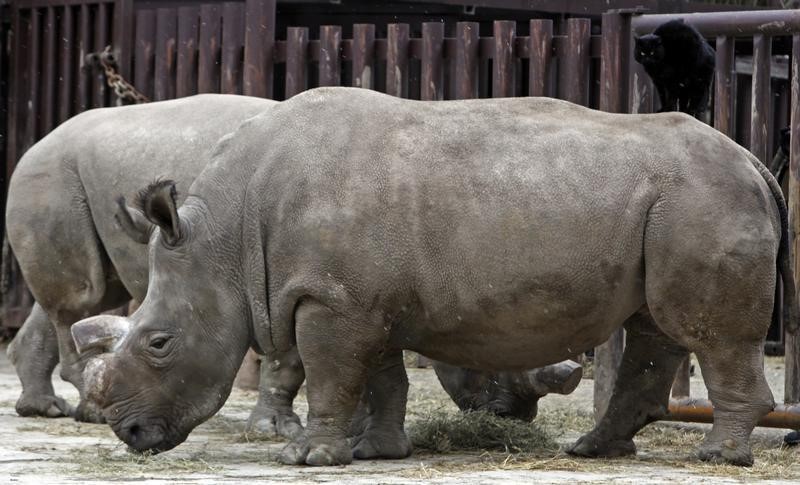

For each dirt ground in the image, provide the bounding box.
[1,344,798,484]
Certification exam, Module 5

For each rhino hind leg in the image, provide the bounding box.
[351,349,412,460]
[246,347,305,440]
[278,300,385,466]
[8,303,73,418]
[567,306,688,459]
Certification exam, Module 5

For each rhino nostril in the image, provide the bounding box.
[128,424,141,442]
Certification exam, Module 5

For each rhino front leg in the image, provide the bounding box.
[351,349,412,459]
[567,306,687,459]
[8,303,73,418]
[278,300,383,466]
[246,346,305,439]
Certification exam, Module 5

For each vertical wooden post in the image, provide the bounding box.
[285,27,309,98]
[221,2,245,95]
[594,11,632,422]
[114,0,134,81]
[529,19,552,97]
[134,9,156,100]
[319,25,342,87]
[198,5,221,94]
[454,21,479,100]
[25,7,40,147]
[58,6,74,123]
[751,34,772,164]
[714,35,735,137]
[421,22,444,101]
[352,24,375,90]
[78,4,91,111]
[243,0,275,98]
[786,33,800,406]
[93,3,109,107]
[154,8,178,101]
[176,7,200,98]
[386,24,409,98]
[41,7,56,134]
[561,17,590,106]
[492,20,515,98]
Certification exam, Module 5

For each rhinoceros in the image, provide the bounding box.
[73,87,794,467]
[4,93,580,434]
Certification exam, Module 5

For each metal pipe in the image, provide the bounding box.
[665,398,800,429]
[633,10,800,37]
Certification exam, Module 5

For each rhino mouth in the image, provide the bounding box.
[110,417,186,454]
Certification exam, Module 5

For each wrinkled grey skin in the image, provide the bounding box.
[5,95,275,422]
[74,87,794,467]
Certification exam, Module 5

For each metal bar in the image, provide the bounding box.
[633,10,800,37]
[351,24,374,90]
[41,7,56,134]
[318,25,341,87]
[492,20,515,98]
[454,21,479,100]
[221,2,244,94]
[561,17,590,106]
[528,19,552,97]
[671,356,691,398]
[714,35,735,137]
[58,6,73,122]
[285,26,308,98]
[594,329,625,421]
[599,12,630,114]
[154,8,177,101]
[386,23,409,98]
[134,9,155,100]
[421,22,444,101]
[77,4,90,112]
[666,398,800,429]
[750,34,772,164]
[198,4,221,94]
[787,34,800,406]
[93,2,109,107]
[243,0,275,98]
[176,6,199,98]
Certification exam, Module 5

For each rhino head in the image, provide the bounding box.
[72,180,252,453]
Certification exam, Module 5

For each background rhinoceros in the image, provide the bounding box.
[74,87,793,467]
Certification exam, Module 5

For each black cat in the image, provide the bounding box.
[634,19,716,118]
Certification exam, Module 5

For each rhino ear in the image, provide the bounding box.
[72,315,131,354]
[135,180,182,247]
[115,197,153,244]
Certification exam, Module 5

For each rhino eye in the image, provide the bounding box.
[148,334,173,352]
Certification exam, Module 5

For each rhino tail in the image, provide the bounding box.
[755,157,799,334]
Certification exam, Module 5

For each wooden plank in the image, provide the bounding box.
[176,6,200,98]
[41,7,56,134]
[7,7,24,175]
[58,6,74,123]
[386,23,409,98]
[599,12,630,114]
[77,4,90,112]
[492,20,515,98]
[750,34,771,164]
[134,9,156,100]
[786,33,800,405]
[285,26,308,98]
[221,2,244,94]
[528,19,552,97]
[714,35,735,137]
[93,2,109,108]
[561,17,590,106]
[421,22,444,101]
[243,0,275,98]
[25,7,40,150]
[154,8,177,101]
[198,4,221,94]
[352,24,375,89]
[594,328,625,421]
[113,0,134,81]
[454,21,479,100]
[318,25,341,87]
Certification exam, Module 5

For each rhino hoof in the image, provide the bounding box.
[246,409,304,440]
[352,429,412,459]
[73,399,106,423]
[15,392,73,418]
[277,437,353,466]
[698,439,753,467]
[567,433,636,458]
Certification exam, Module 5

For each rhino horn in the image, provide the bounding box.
[526,359,583,396]
[71,315,131,354]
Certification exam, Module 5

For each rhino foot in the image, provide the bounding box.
[566,432,636,458]
[15,392,73,418]
[73,399,106,423]
[351,427,412,460]
[246,407,304,440]
[277,435,353,466]
[698,438,753,467]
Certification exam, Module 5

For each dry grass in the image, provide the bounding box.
[63,446,221,478]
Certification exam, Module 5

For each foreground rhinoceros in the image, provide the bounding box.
[5,94,274,420]
[74,87,793,467]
